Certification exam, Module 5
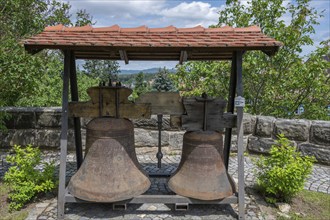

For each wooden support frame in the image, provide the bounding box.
[58,50,71,220]
[224,53,237,169]
[234,51,245,220]
[69,51,83,169]
[56,50,246,220]
[65,189,238,204]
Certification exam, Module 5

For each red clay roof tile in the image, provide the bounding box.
[205,26,234,32]
[234,25,261,32]
[120,25,148,32]
[63,25,93,32]
[92,25,120,32]
[23,24,282,60]
[149,25,177,33]
[177,25,205,33]
[44,24,64,32]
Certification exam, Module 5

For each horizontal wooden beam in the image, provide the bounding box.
[69,102,151,118]
[136,92,184,115]
[75,56,233,61]
[68,86,151,118]
[25,44,279,57]
[170,113,237,130]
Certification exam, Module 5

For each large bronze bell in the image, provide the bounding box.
[68,117,150,202]
[168,130,235,200]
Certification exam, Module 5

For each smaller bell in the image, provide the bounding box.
[168,130,235,200]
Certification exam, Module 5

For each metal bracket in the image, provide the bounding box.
[195,93,215,131]
[113,203,127,210]
[235,96,245,108]
[175,203,189,211]
[156,114,163,168]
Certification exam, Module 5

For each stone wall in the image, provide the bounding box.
[0,107,329,165]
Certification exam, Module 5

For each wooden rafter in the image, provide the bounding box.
[179,51,188,64]
[119,50,129,64]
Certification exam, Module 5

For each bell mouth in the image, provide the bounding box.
[68,138,151,202]
[168,130,235,200]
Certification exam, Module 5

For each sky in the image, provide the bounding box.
[64,0,330,70]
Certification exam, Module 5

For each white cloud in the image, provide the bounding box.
[157,1,220,27]
[69,0,166,16]
[159,1,217,20]
[67,0,166,26]
[66,0,220,28]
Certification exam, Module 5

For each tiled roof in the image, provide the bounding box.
[23,24,282,61]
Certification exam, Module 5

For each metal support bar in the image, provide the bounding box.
[195,93,214,131]
[224,53,237,170]
[69,51,83,169]
[156,114,163,168]
[98,83,103,117]
[115,88,120,118]
[57,50,71,220]
[148,173,171,178]
[235,51,245,220]
[65,189,238,204]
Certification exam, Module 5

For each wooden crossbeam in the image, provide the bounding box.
[136,92,184,115]
[68,87,151,118]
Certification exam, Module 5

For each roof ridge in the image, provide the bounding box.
[43,24,262,33]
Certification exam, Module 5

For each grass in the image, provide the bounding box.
[0,182,29,220]
[277,189,330,220]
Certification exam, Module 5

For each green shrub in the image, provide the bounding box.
[4,145,56,211]
[255,134,315,203]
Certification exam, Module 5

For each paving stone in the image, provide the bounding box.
[36,202,49,208]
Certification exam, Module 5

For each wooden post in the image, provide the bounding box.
[235,51,245,220]
[69,51,83,169]
[57,50,71,220]
[224,53,237,169]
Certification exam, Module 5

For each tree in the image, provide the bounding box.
[0,0,100,113]
[82,60,120,82]
[75,9,96,27]
[172,0,330,120]
[130,72,151,100]
[152,67,176,92]
[0,0,71,40]
[173,61,230,98]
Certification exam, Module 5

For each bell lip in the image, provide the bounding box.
[69,138,151,203]
[67,179,151,203]
[168,181,234,201]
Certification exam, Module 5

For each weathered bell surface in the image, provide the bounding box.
[168,131,235,200]
[68,117,150,202]
[85,117,134,156]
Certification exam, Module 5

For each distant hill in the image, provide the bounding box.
[120,67,176,74]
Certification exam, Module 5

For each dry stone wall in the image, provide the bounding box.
[0,107,329,165]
